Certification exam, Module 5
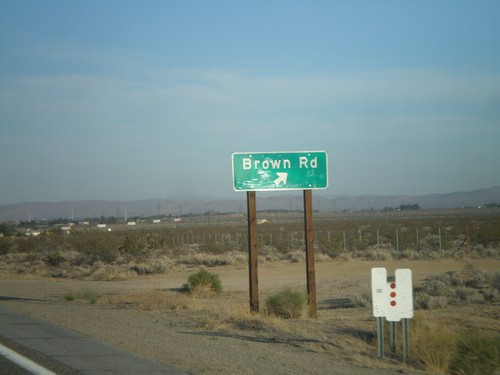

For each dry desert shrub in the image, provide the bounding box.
[424,279,454,297]
[314,252,333,262]
[264,287,307,319]
[175,252,233,267]
[415,294,449,310]
[87,264,137,281]
[491,272,500,290]
[351,289,372,308]
[182,268,223,293]
[172,244,246,267]
[286,250,305,263]
[352,247,393,261]
[129,259,168,275]
[259,245,283,262]
[415,264,500,310]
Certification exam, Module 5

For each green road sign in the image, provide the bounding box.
[232,151,328,191]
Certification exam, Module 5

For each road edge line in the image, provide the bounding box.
[0,342,57,375]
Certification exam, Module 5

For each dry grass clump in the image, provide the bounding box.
[449,333,500,375]
[411,314,461,374]
[102,287,195,312]
[411,313,500,375]
[63,289,101,304]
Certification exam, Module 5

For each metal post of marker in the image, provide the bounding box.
[376,317,384,359]
[402,318,410,361]
[390,321,397,353]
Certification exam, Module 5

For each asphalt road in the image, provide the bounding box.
[0,303,191,375]
[0,354,33,375]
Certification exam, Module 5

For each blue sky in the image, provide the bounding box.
[1,1,499,204]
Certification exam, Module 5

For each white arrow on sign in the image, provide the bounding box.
[274,172,288,186]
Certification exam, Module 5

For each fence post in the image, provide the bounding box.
[396,228,399,251]
[438,227,442,253]
[466,224,469,257]
[416,228,419,251]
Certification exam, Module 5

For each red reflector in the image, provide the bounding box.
[390,292,396,298]
[390,283,396,289]
[390,300,396,306]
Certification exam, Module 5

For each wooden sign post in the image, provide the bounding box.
[303,189,317,317]
[247,191,259,312]
[234,151,328,317]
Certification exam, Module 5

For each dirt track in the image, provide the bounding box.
[1,258,499,375]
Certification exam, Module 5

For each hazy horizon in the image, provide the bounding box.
[1,2,499,205]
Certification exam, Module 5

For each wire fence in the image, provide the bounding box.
[163,224,497,255]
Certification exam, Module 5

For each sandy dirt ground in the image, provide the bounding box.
[1,258,499,375]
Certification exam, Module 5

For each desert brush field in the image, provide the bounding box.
[1,208,499,374]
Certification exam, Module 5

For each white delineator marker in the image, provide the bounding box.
[371,267,413,359]
[371,267,413,321]
[394,268,414,319]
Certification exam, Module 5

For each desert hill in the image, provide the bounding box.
[1,186,499,222]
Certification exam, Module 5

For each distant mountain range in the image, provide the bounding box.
[1,186,499,222]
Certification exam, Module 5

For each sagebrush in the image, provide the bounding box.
[265,287,306,319]
[183,268,222,293]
